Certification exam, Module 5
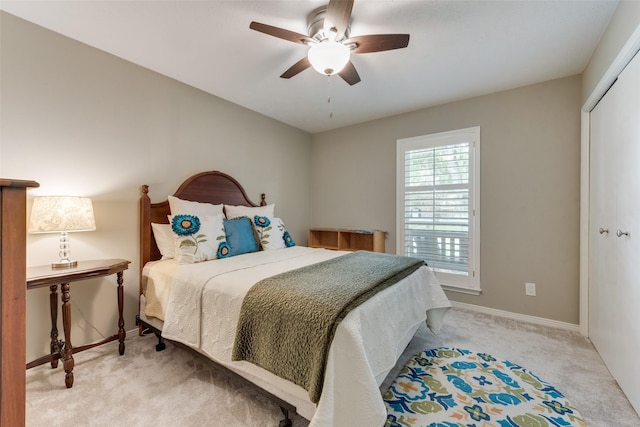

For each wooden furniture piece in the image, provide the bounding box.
[308,228,385,253]
[26,258,130,388]
[589,51,640,414]
[0,178,39,427]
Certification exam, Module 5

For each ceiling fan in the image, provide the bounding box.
[249,0,410,86]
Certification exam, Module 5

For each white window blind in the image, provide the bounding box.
[397,127,480,292]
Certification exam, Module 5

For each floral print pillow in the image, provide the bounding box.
[253,216,295,250]
[169,214,229,264]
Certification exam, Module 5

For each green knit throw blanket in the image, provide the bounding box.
[232,251,424,403]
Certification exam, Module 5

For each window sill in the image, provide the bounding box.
[440,283,482,296]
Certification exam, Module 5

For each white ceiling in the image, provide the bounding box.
[1,0,618,133]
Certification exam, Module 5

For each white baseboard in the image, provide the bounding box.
[450,301,581,333]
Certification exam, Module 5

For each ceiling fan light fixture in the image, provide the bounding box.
[308,41,350,76]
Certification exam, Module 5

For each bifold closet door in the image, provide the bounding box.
[613,51,640,413]
[589,51,640,414]
[588,82,617,370]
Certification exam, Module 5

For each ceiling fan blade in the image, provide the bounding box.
[280,57,312,79]
[324,0,354,39]
[250,21,314,45]
[338,61,361,86]
[347,34,410,54]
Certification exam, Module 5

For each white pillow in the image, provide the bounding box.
[225,203,275,219]
[151,223,175,259]
[252,216,295,250]
[169,214,227,264]
[168,195,224,217]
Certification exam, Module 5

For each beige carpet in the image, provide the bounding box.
[26,308,640,426]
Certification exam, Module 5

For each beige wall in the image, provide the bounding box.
[582,0,640,104]
[311,75,582,324]
[0,12,312,362]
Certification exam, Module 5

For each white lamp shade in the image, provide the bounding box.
[308,41,350,76]
[28,196,96,233]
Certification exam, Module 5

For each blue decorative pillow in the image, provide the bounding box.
[223,216,261,256]
[253,216,295,250]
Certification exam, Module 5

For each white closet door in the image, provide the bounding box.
[612,52,640,411]
[589,51,640,414]
[589,76,618,372]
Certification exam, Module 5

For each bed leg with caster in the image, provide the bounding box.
[279,407,292,427]
[137,319,166,351]
[155,333,166,352]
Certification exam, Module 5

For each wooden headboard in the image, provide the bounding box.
[139,170,266,289]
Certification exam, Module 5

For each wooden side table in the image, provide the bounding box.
[26,258,130,388]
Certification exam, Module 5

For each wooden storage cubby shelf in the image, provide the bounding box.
[308,228,385,253]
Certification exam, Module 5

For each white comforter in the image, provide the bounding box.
[143,246,451,426]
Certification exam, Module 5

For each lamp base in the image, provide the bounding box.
[51,260,78,269]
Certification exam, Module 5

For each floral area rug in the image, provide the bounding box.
[383,347,586,427]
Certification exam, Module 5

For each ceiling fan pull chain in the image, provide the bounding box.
[327,75,333,119]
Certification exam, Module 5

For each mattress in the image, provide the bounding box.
[140,246,451,426]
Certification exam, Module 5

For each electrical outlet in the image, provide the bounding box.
[525,282,536,296]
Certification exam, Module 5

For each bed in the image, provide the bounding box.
[137,170,451,427]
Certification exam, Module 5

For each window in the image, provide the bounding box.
[396,127,480,294]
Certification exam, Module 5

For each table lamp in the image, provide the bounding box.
[28,196,96,269]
